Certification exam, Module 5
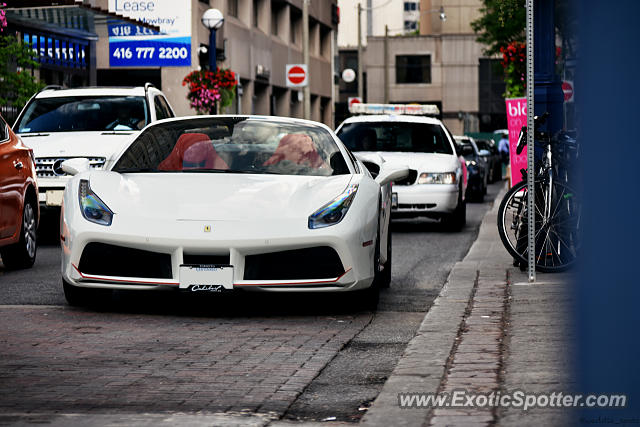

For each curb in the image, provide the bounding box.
[361,183,509,427]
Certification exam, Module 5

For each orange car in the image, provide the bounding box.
[0,114,39,269]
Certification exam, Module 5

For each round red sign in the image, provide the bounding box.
[562,81,574,102]
[287,66,306,85]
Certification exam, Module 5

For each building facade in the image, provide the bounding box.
[337,0,506,134]
[94,0,338,126]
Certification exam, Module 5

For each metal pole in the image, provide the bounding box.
[383,24,389,104]
[526,0,536,282]
[209,29,217,70]
[357,2,363,101]
[236,73,242,114]
[302,0,311,119]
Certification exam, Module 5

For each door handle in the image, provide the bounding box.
[14,161,24,170]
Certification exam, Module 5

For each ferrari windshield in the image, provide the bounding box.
[337,121,453,154]
[113,117,351,176]
[16,96,149,133]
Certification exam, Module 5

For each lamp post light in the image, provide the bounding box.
[201,8,224,70]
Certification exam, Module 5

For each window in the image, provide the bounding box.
[0,120,7,142]
[404,2,417,11]
[271,9,278,35]
[154,96,173,120]
[198,0,209,4]
[404,21,417,31]
[253,0,259,27]
[396,55,431,84]
[336,122,453,155]
[228,0,238,17]
[16,96,149,133]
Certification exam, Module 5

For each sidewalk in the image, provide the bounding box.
[360,183,574,427]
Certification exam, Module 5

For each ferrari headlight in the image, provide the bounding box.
[308,184,358,229]
[78,179,114,226]
[417,172,456,185]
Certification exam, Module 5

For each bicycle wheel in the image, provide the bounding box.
[497,181,529,262]
[497,180,580,272]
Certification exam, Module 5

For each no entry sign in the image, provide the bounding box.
[286,64,308,87]
[562,80,574,103]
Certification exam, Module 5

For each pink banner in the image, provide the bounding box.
[506,97,527,186]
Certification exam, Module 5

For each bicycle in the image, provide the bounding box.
[497,113,580,272]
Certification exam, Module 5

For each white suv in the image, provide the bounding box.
[336,104,467,230]
[13,84,175,209]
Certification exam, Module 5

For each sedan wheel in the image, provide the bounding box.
[0,200,37,269]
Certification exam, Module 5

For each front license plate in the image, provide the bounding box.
[391,192,398,209]
[179,264,234,291]
[46,190,64,207]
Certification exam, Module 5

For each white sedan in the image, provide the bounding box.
[60,116,407,307]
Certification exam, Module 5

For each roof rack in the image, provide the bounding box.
[41,85,64,92]
[349,103,440,116]
[144,82,156,97]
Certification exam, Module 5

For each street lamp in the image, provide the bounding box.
[201,8,224,70]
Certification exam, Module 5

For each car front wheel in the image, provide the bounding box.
[0,199,37,269]
[442,186,466,231]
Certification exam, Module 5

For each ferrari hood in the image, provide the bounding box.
[86,172,354,221]
[358,151,460,173]
[19,131,137,162]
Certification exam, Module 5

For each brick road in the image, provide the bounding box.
[0,305,371,417]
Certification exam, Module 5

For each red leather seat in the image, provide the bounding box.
[263,134,324,168]
[158,133,229,171]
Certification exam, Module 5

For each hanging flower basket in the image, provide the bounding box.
[182,68,237,115]
[500,41,526,98]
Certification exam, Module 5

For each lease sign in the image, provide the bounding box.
[108,0,191,67]
[506,98,527,186]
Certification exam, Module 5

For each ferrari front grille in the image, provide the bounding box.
[78,242,172,279]
[244,247,345,280]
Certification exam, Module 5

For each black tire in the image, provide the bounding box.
[378,222,392,288]
[63,279,111,307]
[442,186,466,231]
[0,199,37,269]
[63,279,89,306]
[497,180,580,272]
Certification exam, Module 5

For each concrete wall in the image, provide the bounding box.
[338,0,406,48]
[364,32,483,135]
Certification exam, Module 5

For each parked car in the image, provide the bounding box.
[12,84,175,213]
[475,138,502,182]
[454,136,488,202]
[0,114,39,269]
[336,105,467,230]
[59,115,408,308]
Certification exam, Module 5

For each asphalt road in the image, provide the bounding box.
[0,181,502,423]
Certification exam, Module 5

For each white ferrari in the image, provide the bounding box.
[60,116,407,307]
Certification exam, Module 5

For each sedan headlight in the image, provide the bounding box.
[308,184,358,229]
[417,172,456,185]
[465,160,477,167]
[78,179,114,226]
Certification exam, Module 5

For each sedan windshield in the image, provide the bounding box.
[113,117,351,177]
[16,96,149,133]
[337,121,453,154]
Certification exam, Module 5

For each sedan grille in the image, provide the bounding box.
[36,157,106,178]
[393,169,417,186]
[244,247,345,280]
[78,242,172,279]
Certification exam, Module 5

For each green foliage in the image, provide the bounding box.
[0,34,44,108]
[470,0,525,56]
